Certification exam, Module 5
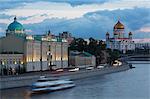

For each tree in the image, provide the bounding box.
[107,49,121,64]
[69,38,87,52]
[69,37,116,66]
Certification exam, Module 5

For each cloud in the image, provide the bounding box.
[0,27,5,32]
[0,0,150,25]
[0,1,150,39]
[0,27,6,36]
[137,26,150,33]
[23,7,149,39]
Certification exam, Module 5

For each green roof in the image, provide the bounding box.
[7,17,24,31]
[82,52,93,57]
[70,51,93,57]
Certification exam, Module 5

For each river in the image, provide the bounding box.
[1,61,150,99]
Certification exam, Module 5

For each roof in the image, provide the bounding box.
[70,51,93,57]
[7,17,24,31]
[114,21,124,29]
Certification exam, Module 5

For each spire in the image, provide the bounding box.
[106,32,109,40]
[129,32,132,39]
[106,32,109,35]
[118,16,120,22]
[48,30,51,36]
[14,16,17,21]
[129,32,132,35]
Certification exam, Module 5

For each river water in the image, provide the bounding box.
[1,61,150,99]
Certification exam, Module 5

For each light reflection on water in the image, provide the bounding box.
[1,62,150,99]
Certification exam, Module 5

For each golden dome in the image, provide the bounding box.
[114,21,124,29]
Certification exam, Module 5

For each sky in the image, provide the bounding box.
[0,0,150,39]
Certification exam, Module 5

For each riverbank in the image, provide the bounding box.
[0,64,130,89]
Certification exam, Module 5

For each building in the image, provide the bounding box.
[106,20,135,53]
[59,31,74,45]
[0,17,68,74]
[134,39,150,54]
[69,51,96,68]
[134,39,150,49]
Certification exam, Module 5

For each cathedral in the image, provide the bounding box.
[106,20,135,53]
[0,17,68,74]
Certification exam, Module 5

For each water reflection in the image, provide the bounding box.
[1,62,150,99]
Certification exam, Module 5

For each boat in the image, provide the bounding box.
[30,76,75,94]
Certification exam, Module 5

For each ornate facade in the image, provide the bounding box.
[106,20,135,53]
[0,17,68,74]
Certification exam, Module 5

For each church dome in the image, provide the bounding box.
[114,21,124,29]
[7,17,24,31]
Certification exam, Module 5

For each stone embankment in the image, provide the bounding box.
[0,64,130,89]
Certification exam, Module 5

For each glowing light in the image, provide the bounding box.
[21,61,24,64]
[26,35,34,40]
[2,61,5,65]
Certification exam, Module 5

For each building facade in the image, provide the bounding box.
[106,20,135,53]
[69,51,96,68]
[59,31,74,45]
[0,17,68,74]
[134,39,150,49]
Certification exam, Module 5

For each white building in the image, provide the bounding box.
[106,20,135,53]
[0,17,68,74]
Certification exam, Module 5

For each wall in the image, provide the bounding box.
[69,55,96,68]
[0,54,23,66]
[0,64,130,89]
[1,35,24,53]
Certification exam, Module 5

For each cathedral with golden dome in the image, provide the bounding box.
[106,20,135,53]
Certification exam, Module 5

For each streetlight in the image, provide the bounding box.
[61,41,63,68]
[40,41,43,75]
[47,51,51,70]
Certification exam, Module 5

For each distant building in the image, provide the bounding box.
[0,17,68,74]
[106,20,135,53]
[59,31,74,45]
[69,51,96,68]
[134,39,150,49]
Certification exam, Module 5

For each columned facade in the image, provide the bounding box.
[0,17,68,75]
[106,20,135,53]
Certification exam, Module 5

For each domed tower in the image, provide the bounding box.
[128,32,132,39]
[106,32,109,41]
[113,20,125,39]
[6,17,25,35]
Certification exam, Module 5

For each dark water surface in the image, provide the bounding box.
[1,62,150,99]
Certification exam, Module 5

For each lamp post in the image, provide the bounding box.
[47,51,51,70]
[0,61,3,75]
[40,41,42,75]
[61,41,63,68]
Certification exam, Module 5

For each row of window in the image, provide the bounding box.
[0,59,23,65]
